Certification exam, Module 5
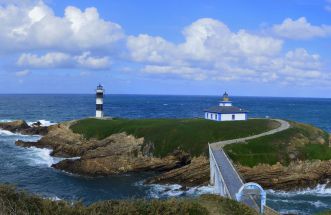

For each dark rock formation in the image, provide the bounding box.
[0,120,30,133]
[238,160,331,190]
[9,119,331,190]
[14,121,193,178]
[145,156,210,187]
[0,120,49,135]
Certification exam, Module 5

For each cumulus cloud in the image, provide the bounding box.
[128,18,327,84]
[127,34,177,63]
[17,52,110,69]
[0,1,124,53]
[272,17,331,40]
[0,1,330,87]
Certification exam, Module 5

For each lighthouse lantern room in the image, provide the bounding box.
[96,84,104,118]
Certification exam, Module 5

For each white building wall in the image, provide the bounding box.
[205,112,247,121]
[96,98,103,104]
[219,102,232,107]
[221,113,246,121]
[96,110,103,118]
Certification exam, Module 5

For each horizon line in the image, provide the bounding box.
[0,93,330,99]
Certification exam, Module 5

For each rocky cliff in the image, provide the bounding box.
[3,119,331,190]
[238,160,331,190]
[145,156,210,187]
[11,120,195,183]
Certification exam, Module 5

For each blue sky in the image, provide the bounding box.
[0,0,331,97]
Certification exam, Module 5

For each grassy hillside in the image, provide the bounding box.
[224,121,330,167]
[0,185,257,215]
[70,118,279,157]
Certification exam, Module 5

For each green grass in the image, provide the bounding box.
[224,121,331,167]
[0,185,257,215]
[70,118,279,157]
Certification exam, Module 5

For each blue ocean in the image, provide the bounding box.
[0,94,331,214]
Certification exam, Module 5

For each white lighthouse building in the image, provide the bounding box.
[96,84,104,118]
[204,92,248,121]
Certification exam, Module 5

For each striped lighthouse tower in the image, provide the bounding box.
[96,84,104,118]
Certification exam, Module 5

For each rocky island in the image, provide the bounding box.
[1,118,331,191]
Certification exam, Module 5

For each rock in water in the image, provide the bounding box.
[0,120,49,135]
[0,120,30,133]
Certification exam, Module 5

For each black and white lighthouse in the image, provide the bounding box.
[96,84,104,118]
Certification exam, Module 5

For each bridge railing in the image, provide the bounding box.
[209,144,277,214]
[208,144,231,198]
[221,148,246,184]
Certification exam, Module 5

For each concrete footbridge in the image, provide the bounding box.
[209,119,290,214]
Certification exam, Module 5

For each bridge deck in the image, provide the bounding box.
[210,145,258,210]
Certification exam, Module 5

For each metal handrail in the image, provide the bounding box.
[208,144,231,198]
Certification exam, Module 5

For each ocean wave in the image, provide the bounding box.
[278,209,304,215]
[0,129,15,136]
[268,198,328,208]
[24,147,64,167]
[27,120,56,127]
[267,183,331,197]
[0,129,41,142]
[143,183,214,199]
[0,119,13,123]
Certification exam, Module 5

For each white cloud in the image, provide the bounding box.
[128,18,329,84]
[18,52,71,68]
[0,1,329,87]
[180,18,282,59]
[17,52,111,69]
[142,65,208,81]
[127,34,177,63]
[0,1,125,53]
[15,69,30,77]
[272,17,331,39]
[75,52,110,69]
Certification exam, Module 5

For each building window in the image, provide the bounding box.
[232,114,235,120]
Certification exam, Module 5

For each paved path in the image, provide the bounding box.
[209,119,290,213]
[212,119,290,148]
[210,145,258,210]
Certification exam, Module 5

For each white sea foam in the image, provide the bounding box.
[0,129,15,136]
[269,198,328,208]
[49,196,62,201]
[0,119,13,123]
[0,129,41,141]
[25,147,64,167]
[267,183,331,197]
[27,120,56,127]
[145,183,214,199]
[278,209,302,215]
[66,156,81,160]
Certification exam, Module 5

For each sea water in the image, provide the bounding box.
[0,94,330,213]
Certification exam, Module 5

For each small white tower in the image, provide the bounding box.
[96,84,104,118]
[219,92,232,107]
